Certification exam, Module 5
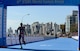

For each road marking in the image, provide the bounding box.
[40,44,52,46]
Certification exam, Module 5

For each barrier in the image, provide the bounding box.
[6,36,54,46]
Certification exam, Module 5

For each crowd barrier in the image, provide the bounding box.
[6,36,54,46]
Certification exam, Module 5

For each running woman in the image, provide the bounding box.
[17,23,26,49]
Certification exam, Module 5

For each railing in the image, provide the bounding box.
[6,34,54,46]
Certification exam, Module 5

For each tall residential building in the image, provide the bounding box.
[7,27,13,36]
[42,24,46,35]
[72,10,78,24]
[45,22,53,35]
[31,22,40,34]
[24,24,31,35]
[66,10,78,33]
[39,23,46,35]
[72,10,78,16]
[66,15,71,32]
[54,23,62,35]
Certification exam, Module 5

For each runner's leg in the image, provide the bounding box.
[19,34,23,49]
[22,34,26,44]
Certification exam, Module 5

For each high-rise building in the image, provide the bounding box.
[72,10,78,24]
[7,27,13,37]
[54,23,62,35]
[66,15,71,32]
[39,23,46,35]
[72,10,78,16]
[31,22,40,34]
[66,10,78,33]
[24,24,31,35]
[45,22,53,35]
[42,24,46,35]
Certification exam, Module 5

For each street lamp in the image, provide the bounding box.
[21,14,30,23]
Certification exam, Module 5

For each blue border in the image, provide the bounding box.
[3,0,80,6]
[0,0,79,48]
[79,5,80,50]
[0,4,7,47]
[2,4,4,46]
[0,4,3,46]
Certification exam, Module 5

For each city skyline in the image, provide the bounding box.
[7,22,59,33]
[7,6,78,31]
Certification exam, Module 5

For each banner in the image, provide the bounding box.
[3,0,79,6]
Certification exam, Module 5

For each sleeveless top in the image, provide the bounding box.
[18,27,25,34]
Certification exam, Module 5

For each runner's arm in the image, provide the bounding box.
[24,27,26,35]
[17,27,20,34]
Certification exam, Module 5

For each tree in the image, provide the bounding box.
[70,23,78,33]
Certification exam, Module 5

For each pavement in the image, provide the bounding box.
[4,37,78,51]
[72,36,79,40]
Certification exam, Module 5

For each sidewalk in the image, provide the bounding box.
[72,36,79,40]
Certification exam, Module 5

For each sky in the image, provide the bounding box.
[7,6,78,32]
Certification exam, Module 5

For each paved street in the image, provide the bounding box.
[5,38,78,51]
